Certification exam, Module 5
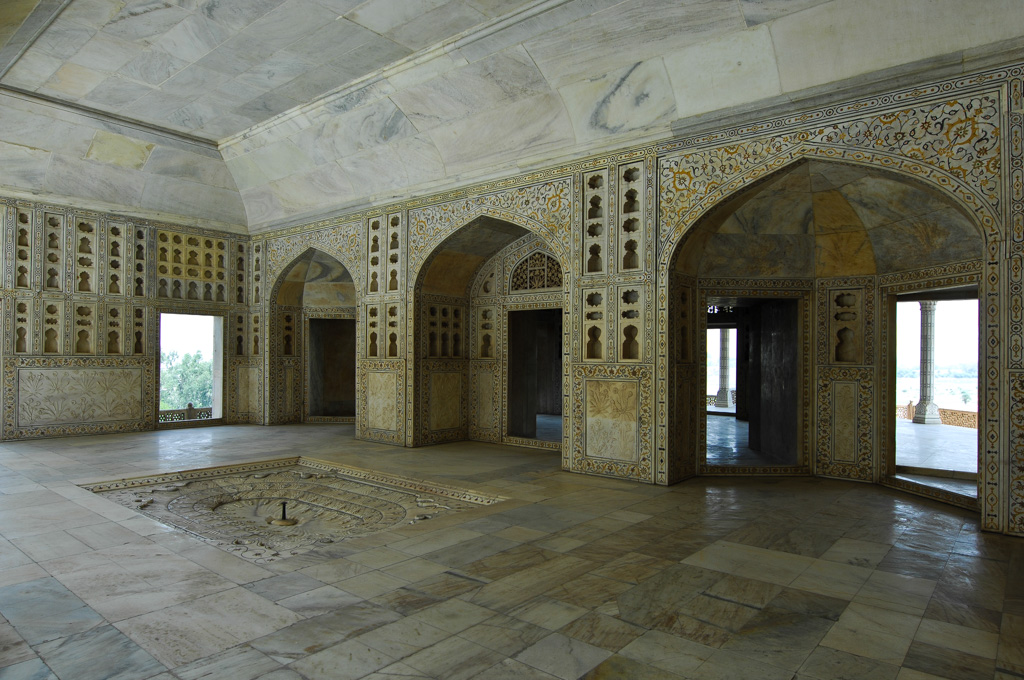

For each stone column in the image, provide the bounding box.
[714,328,731,407]
[913,301,942,424]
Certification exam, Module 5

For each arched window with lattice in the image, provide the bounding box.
[510,252,562,291]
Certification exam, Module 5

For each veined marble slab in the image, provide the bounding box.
[559,58,676,143]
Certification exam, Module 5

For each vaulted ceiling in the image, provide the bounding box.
[2,0,1023,233]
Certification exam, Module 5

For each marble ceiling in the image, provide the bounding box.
[0,0,545,140]
[2,0,1024,233]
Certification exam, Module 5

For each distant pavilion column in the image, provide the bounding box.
[913,301,942,424]
[714,329,731,407]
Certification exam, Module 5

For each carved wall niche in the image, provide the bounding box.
[581,289,606,361]
[155,229,229,303]
[13,207,34,291]
[42,211,63,292]
[13,299,33,355]
[616,162,645,275]
[583,169,608,275]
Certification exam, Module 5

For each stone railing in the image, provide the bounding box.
[706,390,737,406]
[897,402,977,429]
[158,406,213,423]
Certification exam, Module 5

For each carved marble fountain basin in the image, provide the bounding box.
[82,458,502,563]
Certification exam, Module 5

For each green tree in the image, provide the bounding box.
[160,351,213,410]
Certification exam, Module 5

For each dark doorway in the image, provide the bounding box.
[308,318,356,417]
[706,298,800,466]
[507,308,562,440]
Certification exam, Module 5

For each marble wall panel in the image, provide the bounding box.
[15,366,143,427]
[584,379,639,462]
[429,371,462,431]
[367,370,398,431]
[474,366,496,431]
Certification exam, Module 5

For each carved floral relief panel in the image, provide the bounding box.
[584,379,638,462]
[17,367,143,426]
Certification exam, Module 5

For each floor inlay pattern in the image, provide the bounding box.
[82,458,503,563]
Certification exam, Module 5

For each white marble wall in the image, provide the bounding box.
[221,0,1024,233]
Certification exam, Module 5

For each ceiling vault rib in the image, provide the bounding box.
[0,84,220,151]
[0,0,74,80]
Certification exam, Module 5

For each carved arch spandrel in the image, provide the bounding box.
[407,180,573,284]
[264,223,364,301]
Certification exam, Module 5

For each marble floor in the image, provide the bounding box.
[535,415,562,443]
[705,416,799,466]
[895,420,978,474]
[0,425,1021,680]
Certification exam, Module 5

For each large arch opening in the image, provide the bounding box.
[270,249,358,423]
[666,158,985,501]
[412,215,567,449]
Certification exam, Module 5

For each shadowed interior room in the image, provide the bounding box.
[1,1,1024,678]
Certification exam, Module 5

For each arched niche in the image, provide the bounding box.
[412,215,568,448]
[269,248,358,424]
[664,159,985,494]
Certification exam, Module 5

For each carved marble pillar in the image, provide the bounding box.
[913,301,942,424]
[714,328,731,407]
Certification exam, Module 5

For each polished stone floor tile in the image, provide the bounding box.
[245,572,326,602]
[470,657,560,679]
[34,625,165,680]
[0,621,36,669]
[0,425,1018,679]
[721,605,833,671]
[820,602,921,665]
[901,640,995,680]
[248,601,401,662]
[514,632,611,680]
[288,639,395,680]
[401,635,505,680]
[692,647,794,680]
[355,616,450,661]
[275,584,363,617]
[579,653,685,679]
[559,611,644,651]
[0,658,57,679]
[797,646,900,680]
[617,628,714,675]
[914,618,998,659]
[172,645,281,680]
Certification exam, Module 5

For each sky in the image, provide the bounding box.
[896,299,978,368]
[159,313,215,361]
